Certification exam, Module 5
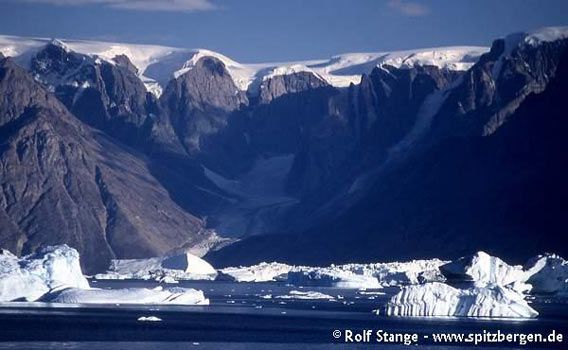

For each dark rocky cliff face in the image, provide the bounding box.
[30,43,183,155]
[159,56,252,177]
[207,39,568,267]
[161,56,248,155]
[2,32,568,270]
[433,37,568,138]
[256,71,330,104]
[248,73,338,157]
[0,57,209,273]
[283,64,462,229]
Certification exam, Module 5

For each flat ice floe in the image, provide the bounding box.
[385,282,538,318]
[43,286,209,305]
[137,316,163,322]
[274,290,336,300]
[94,252,217,282]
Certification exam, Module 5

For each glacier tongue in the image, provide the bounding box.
[385,282,538,318]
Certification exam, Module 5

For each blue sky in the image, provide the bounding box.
[0,0,567,62]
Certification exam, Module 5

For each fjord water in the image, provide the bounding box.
[0,280,566,349]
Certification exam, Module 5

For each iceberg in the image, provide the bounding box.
[0,245,88,302]
[138,316,162,322]
[218,262,293,282]
[440,251,525,287]
[219,259,447,288]
[287,268,381,288]
[21,245,90,289]
[43,286,209,305]
[283,259,448,288]
[274,290,336,300]
[95,252,217,282]
[0,249,48,302]
[342,259,448,286]
[385,282,538,318]
[524,254,568,294]
[1,245,212,306]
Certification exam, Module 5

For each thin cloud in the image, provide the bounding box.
[388,0,430,17]
[15,0,217,12]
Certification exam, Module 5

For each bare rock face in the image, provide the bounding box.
[208,37,568,268]
[161,56,248,155]
[0,58,209,273]
[257,71,329,103]
[30,43,182,154]
[112,54,139,75]
[433,36,568,137]
[286,64,460,207]
[3,31,568,271]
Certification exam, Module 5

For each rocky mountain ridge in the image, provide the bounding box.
[0,27,567,271]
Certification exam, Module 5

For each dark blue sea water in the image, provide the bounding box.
[0,280,566,349]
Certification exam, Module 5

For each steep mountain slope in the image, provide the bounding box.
[24,41,231,223]
[0,57,210,273]
[1,28,567,270]
[29,41,183,155]
[207,29,568,267]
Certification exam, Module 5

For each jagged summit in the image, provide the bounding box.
[0,33,491,96]
[49,38,68,51]
[1,26,568,271]
[8,26,564,98]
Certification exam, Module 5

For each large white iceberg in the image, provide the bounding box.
[219,259,447,288]
[0,245,89,302]
[221,262,382,288]
[21,245,90,289]
[0,249,48,302]
[385,282,538,318]
[341,259,448,286]
[219,262,293,282]
[43,286,209,305]
[95,252,217,282]
[524,254,568,295]
[287,268,382,289]
[440,251,526,287]
[0,245,211,306]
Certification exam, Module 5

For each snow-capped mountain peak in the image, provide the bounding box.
[1,27,566,98]
[521,26,568,47]
[0,34,493,97]
[492,26,568,78]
